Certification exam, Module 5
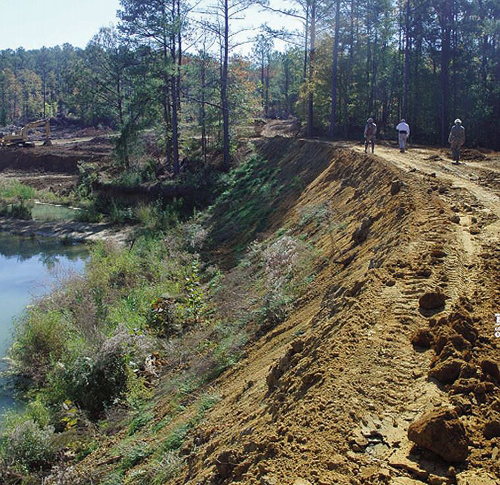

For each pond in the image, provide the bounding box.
[0,232,88,418]
[32,201,83,222]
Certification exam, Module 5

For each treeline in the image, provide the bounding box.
[258,0,500,148]
[0,0,261,173]
[1,0,499,168]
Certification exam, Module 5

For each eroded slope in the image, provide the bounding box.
[174,138,500,485]
[54,136,500,485]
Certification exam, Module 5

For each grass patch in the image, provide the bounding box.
[128,412,154,436]
[206,153,283,250]
[163,423,191,452]
[0,180,37,200]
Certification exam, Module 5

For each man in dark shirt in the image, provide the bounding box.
[364,118,377,154]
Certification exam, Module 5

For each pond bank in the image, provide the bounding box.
[0,232,90,417]
[0,217,132,245]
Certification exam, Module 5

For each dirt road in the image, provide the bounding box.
[353,143,500,238]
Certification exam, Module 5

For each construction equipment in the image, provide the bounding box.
[0,119,52,147]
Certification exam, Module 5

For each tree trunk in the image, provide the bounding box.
[307,0,316,138]
[200,52,207,165]
[344,0,356,137]
[170,0,180,176]
[370,32,377,116]
[171,74,180,176]
[265,59,270,117]
[42,70,47,118]
[329,0,341,138]
[177,0,182,112]
[222,0,230,170]
[303,5,309,84]
[366,2,372,115]
[402,0,411,119]
[261,53,265,112]
[440,0,452,146]
[284,57,290,117]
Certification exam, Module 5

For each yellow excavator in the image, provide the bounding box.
[0,119,52,147]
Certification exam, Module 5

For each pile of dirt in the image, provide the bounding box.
[40,128,500,484]
[173,137,499,484]
[0,145,103,174]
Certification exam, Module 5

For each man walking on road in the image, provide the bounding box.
[364,118,377,154]
[448,119,465,164]
[396,119,410,153]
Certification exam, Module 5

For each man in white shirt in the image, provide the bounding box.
[396,119,410,153]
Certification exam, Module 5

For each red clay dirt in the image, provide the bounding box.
[42,126,500,484]
[171,135,500,484]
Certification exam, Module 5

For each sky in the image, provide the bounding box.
[0,0,122,50]
[0,0,303,54]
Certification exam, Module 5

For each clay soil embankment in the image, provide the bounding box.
[173,136,500,484]
[42,132,500,485]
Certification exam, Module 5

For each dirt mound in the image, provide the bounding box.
[0,138,113,174]
[408,408,469,462]
[54,127,500,484]
[177,137,500,484]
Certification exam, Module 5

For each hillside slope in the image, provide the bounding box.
[175,136,500,484]
[58,134,500,485]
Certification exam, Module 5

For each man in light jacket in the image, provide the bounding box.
[396,119,410,153]
[448,119,465,164]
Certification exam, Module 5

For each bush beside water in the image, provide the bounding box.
[1,150,318,482]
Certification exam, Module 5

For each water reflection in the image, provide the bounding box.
[0,233,86,261]
[0,232,88,418]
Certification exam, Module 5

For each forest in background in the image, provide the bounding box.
[1,0,499,172]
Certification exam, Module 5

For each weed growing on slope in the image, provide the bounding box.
[128,411,154,436]
[163,423,191,452]
[0,418,55,473]
[206,153,283,250]
[212,234,314,336]
[125,451,182,484]
[121,441,152,470]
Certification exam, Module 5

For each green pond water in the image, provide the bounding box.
[32,202,83,221]
[0,233,88,418]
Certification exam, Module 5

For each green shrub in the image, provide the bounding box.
[163,423,191,452]
[121,441,151,470]
[11,310,70,382]
[52,344,128,419]
[102,470,125,485]
[128,411,154,436]
[75,163,99,199]
[0,180,37,200]
[0,198,34,219]
[258,293,293,330]
[0,419,55,472]
[135,199,182,234]
[146,296,180,337]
